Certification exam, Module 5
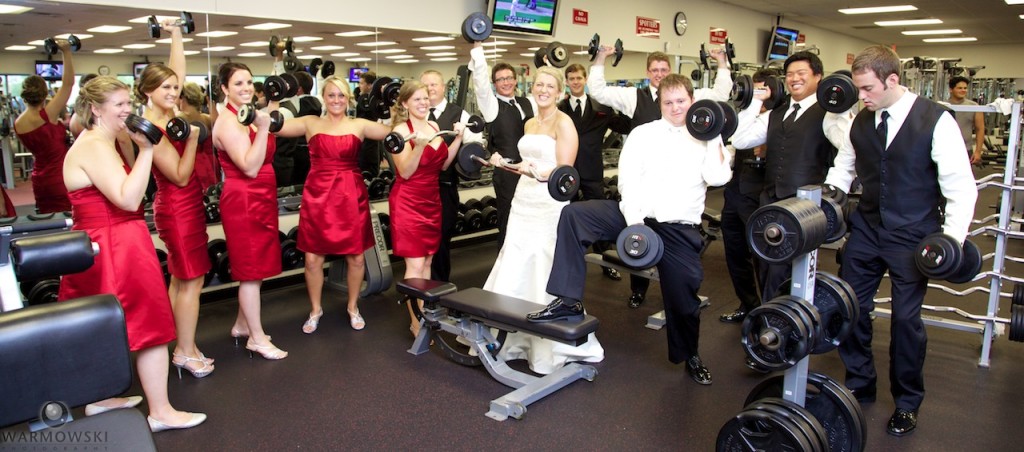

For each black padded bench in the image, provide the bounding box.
[398,278,599,421]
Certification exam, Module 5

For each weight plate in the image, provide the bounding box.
[817,72,858,114]
[456,142,487,180]
[947,238,982,284]
[718,101,738,141]
[755,399,829,452]
[587,33,600,61]
[717,407,815,452]
[745,372,866,452]
[533,47,547,68]
[915,232,963,280]
[546,42,569,69]
[547,165,580,202]
[615,224,664,269]
[820,195,847,244]
[741,302,811,371]
[1014,282,1024,307]
[27,279,60,306]
[686,99,726,141]
[1010,304,1024,342]
[730,74,754,110]
[461,12,492,43]
[773,295,822,354]
[747,198,829,264]
[763,76,787,111]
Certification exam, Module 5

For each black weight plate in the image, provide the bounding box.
[686,99,726,141]
[279,73,300,97]
[731,74,754,110]
[546,42,569,69]
[763,76,787,111]
[321,61,336,78]
[1014,282,1024,307]
[125,114,163,145]
[456,142,486,180]
[382,132,406,154]
[747,198,828,264]
[280,239,303,270]
[216,252,232,283]
[615,224,664,269]
[815,272,858,351]
[461,12,492,43]
[180,11,195,34]
[147,16,160,39]
[287,226,299,242]
[947,238,982,284]
[269,35,280,56]
[27,279,60,306]
[817,72,858,113]
[263,75,288,101]
[547,165,580,202]
[533,47,547,68]
[1010,304,1024,342]
[382,80,403,107]
[741,302,811,371]
[466,114,485,134]
[756,399,829,452]
[717,407,814,452]
[773,295,822,354]
[718,101,738,141]
[820,195,847,244]
[166,117,189,141]
[746,403,820,452]
[915,232,962,280]
[191,121,209,143]
[745,372,866,452]
[612,39,624,67]
[587,33,600,61]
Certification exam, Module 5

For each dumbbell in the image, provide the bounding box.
[616,224,664,269]
[367,77,403,120]
[204,200,221,224]
[762,76,787,111]
[237,104,284,133]
[463,198,483,212]
[379,169,395,186]
[269,35,295,57]
[480,195,497,208]
[453,211,467,235]
[587,33,624,67]
[463,207,483,231]
[915,233,982,284]
[281,237,303,270]
[287,226,300,243]
[731,74,755,110]
[43,35,81,55]
[147,11,195,39]
[25,279,60,306]
[155,248,171,286]
[461,12,493,43]
[481,206,498,228]
[166,117,209,143]
[685,100,737,141]
[366,177,387,198]
[207,239,231,283]
[125,114,163,145]
[264,73,299,102]
[534,42,570,69]
[817,71,858,113]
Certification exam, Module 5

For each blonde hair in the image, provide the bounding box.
[134,63,178,105]
[391,80,424,125]
[534,66,565,94]
[74,76,129,130]
[321,75,355,110]
[180,82,205,108]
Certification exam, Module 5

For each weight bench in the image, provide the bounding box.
[398,278,599,421]
[0,295,156,450]
[584,250,710,330]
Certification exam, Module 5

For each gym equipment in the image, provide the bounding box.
[398,278,599,421]
[308,58,323,77]
[43,35,81,55]
[762,75,787,111]
[731,74,754,110]
[914,233,982,283]
[536,42,569,69]
[819,195,847,243]
[742,296,816,370]
[774,272,859,354]
[818,71,858,113]
[326,205,392,297]
[686,99,729,141]
[1013,282,1024,307]
[454,142,489,180]
[320,61,336,78]
[264,73,299,102]
[546,165,580,202]
[1,218,97,312]
[280,239,303,270]
[718,397,829,452]
[203,200,220,224]
[206,239,231,283]
[367,77,403,120]
[615,224,664,269]
[747,198,829,264]
[125,114,163,145]
[268,35,294,57]
[719,101,738,141]
[147,11,195,39]
[236,104,284,133]
[165,117,209,143]
[587,33,624,67]
[382,115,485,154]
[461,12,492,43]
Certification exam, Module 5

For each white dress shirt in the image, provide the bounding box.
[617,119,733,226]
[469,46,538,123]
[586,65,734,117]
[730,94,855,151]
[430,97,484,144]
[824,89,977,242]
[569,94,587,116]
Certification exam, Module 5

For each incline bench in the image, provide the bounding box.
[398,278,599,421]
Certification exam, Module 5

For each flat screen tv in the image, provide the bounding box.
[35,60,63,81]
[133,62,150,78]
[349,67,368,83]
[490,0,559,36]
[766,26,800,61]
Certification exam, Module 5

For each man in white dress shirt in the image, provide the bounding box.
[528,74,732,386]
[824,45,978,437]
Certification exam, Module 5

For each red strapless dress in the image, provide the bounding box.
[298,134,373,255]
[217,105,281,280]
[58,182,176,351]
[388,121,446,258]
[153,129,211,280]
[16,109,70,213]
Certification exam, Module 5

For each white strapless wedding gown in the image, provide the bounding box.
[482,134,604,375]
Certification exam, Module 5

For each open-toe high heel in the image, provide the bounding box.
[172,353,215,379]
[302,310,324,334]
[246,338,288,360]
[348,310,365,331]
[230,327,250,347]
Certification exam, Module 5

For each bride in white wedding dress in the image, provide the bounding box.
[483,66,604,375]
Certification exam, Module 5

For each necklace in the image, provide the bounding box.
[535,108,557,124]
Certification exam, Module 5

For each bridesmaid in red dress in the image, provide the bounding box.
[178,82,219,192]
[138,20,213,378]
[60,76,205,432]
[0,186,14,217]
[211,63,286,360]
[14,39,73,213]
[388,81,466,336]
[276,76,391,333]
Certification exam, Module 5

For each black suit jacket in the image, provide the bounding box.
[558,96,630,181]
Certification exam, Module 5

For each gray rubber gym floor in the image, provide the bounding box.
[145,176,1023,451]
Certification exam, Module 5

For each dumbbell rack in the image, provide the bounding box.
[871,102,1022,367]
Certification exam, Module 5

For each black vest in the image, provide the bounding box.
[851,97,946,230]
[764,101,834,199]
[486,96,534,160]
[630,87,661,131]
[434,103,464,185]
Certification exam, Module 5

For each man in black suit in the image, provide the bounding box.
[355,71,383,177]
[558,63,630,281]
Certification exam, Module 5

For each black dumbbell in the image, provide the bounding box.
[269,35,295,57]
[43,35,81,55]
[366,177,387,198]
[480,195,497,208]
[463,208,483,231]
[454,142,489,180]
[464,198,483,212]
[817,71,858,113]
[155,248,171,286]
[481,206,498,228]
[616,224,664,269]
[308,58,323,77]
[587,34,625,67]
[263,74,299,102]
[237,104,284,133]
[461,12,493,43]
[281,239,303,270]
[321,61,336,78]
[166,117,209,143]
[731,74,755,110]
[685,99,730,141]
[147,11,195,39]
[547,165,581,202]
[207,239,231,283]
[204,200,221,224]
[379,169,395,185]
[453,211,467,235]
[287,226,300,242]
[915,233,982,284]
[125,114,163,145]
[26,279,60,306]
[762,76,787,111]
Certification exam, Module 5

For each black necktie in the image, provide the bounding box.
[878,110,890,148]
[428,107,437,122]
[783,103,801,129]
[573,99,582,118]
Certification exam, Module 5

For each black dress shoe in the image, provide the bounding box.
[887,408,918,436]
[627,291,645,309]
[719,309,748,323]
[527,298,585,323]
[685,356,713,385]
[602,267,623,281]
[744,356,770,374]
[850,387,876,404]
